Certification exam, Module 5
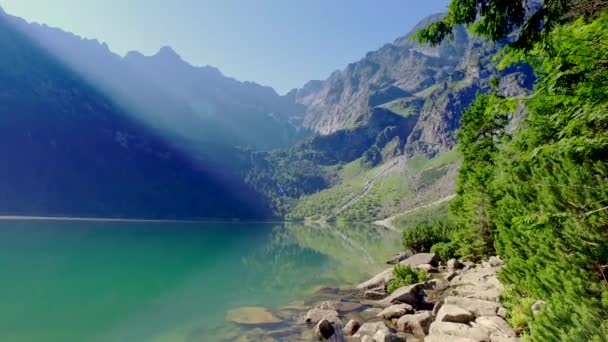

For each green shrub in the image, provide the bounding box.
[401,218,456,253]
[387,264,427,293]
[430,241,457,262]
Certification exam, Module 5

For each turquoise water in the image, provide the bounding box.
[0,220,400,341]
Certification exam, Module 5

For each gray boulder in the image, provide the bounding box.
[444,296,501,317]
[353,321,390,339]
[377,303,414,320]
[425,335,479,342]
[373,329,406,342]
[396,311,434,336]
[447,259,464,272]
[379,283,424,307]
[364,288,388,300]
[436,304,475,324]
[343,319,361,336]
[531,300,546,318]
[429,321,490,341]
[305,308,340,324]
[475,316,516,338]
[358,267,394,291]
[488,256,504,267]
[386,250,414,264]
[400,253,439,267]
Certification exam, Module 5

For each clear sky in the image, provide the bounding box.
[1,0,449,93]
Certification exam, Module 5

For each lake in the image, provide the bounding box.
[0,219,401,341]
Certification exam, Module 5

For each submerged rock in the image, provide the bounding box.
[305,308,340,324]
[226,307,282,325]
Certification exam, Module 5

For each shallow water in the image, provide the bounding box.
[0,219,401,341]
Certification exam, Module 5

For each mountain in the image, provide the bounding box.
[3,10,308,153]
[251,13,534,219]
[0,9,270,219]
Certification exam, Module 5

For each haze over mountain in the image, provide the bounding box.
[0,6,532,219]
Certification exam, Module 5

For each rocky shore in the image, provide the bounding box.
[225,252,520,341]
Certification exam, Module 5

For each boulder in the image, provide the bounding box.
[475,316,516,338]
[358,267,394,291]
[444,296,501,317]
[360,307,384,320]
[225,307,282,325]
[400,253,439,267]
[318,300,362,312]
[386,250,414,264]
[425,335,479,342]
[315,319,335,339]
[379,283,423,307]
[373,329,406,342]
[343,319,361,336]
[365,288,388,300]
[447,259,464,272]
[396,311,434,336]
[377,303,414,320]
[436,304,475,324]
[305,308,340,324]
[488,256,504,267]
[446,271,459,282]
[531,300,546,318]
[429,321,490,341]
[497,307,508,319]
[353,321,390,339]
[417,264,438,272]
[362,336,375,342]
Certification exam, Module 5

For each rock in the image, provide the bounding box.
[373,329,406,342]
[489,256,504,267]
[315,319,335,339]
[353,321,390,339]
[358,267,394,291]
[447,259,464,272]
[312,286,340,295]
[226,307,282,325]
[362,336,375,342]
[365,288,388,300]
[497,307,508,319]
[400,253,439,267]
[387,250,414,264]
[432,301,444,316]
[343,319,361,336]
[475,316,516,338]
[531,300,546,317]
[305,308,340,324]
[318,300,362,312]
[416,264,438,272]
[425,335,479,342]
[436,304,475,323]
[396,311,434,336]
[444,296,501,317]
[429,321,490,341]
[377,303,414,320]
[379,283,424,307]
[446,271,459,282]
[360,307,384,320]
[490,336,521,342]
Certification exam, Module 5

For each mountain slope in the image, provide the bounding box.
[0,10,270,219]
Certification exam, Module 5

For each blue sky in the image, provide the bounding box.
[2,0,449,93]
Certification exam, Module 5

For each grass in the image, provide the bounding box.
[407,147,461,172]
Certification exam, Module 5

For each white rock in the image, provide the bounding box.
[425,335,479,342]
[400,253,439,267]
[444,296,501,317]
[475,316,516,338]
[396,311,434,336]
[379,283,423,307]
[343,319,361,336]
[531,300,546,317]
[489,256,504,267]
[353,321,390,339]
[377,303,414,320]
[358,267,394,290]
[436,304,475,323]
[429,321,490,341]
[373,329,406,342]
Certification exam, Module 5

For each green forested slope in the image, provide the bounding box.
[409,2,608,340]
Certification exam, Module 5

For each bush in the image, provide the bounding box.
[430,241,457,262]
[401,218,456,253]
[387,264,427,293]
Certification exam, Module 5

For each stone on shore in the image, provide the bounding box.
[429,321,490,341]
[357,267,395,291]
[377,303,414,320]
[436,304,475,323]
[379,283,424,307]
[343,319,361,336]
[305,308,340,324]
[396,311,434,336]
[353,321,390,339]
[447,259,464,272]
[314,319,335,339]
[444,296,502,317]
[386,250,414,264]
[373,329,407,342]
[225,307,282,325]
[416,264,438,272]
[425,335,479,342]
[400,253,439,267]
[475,316,516,338]
[364,288,388,300]
[489,256,504,267]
